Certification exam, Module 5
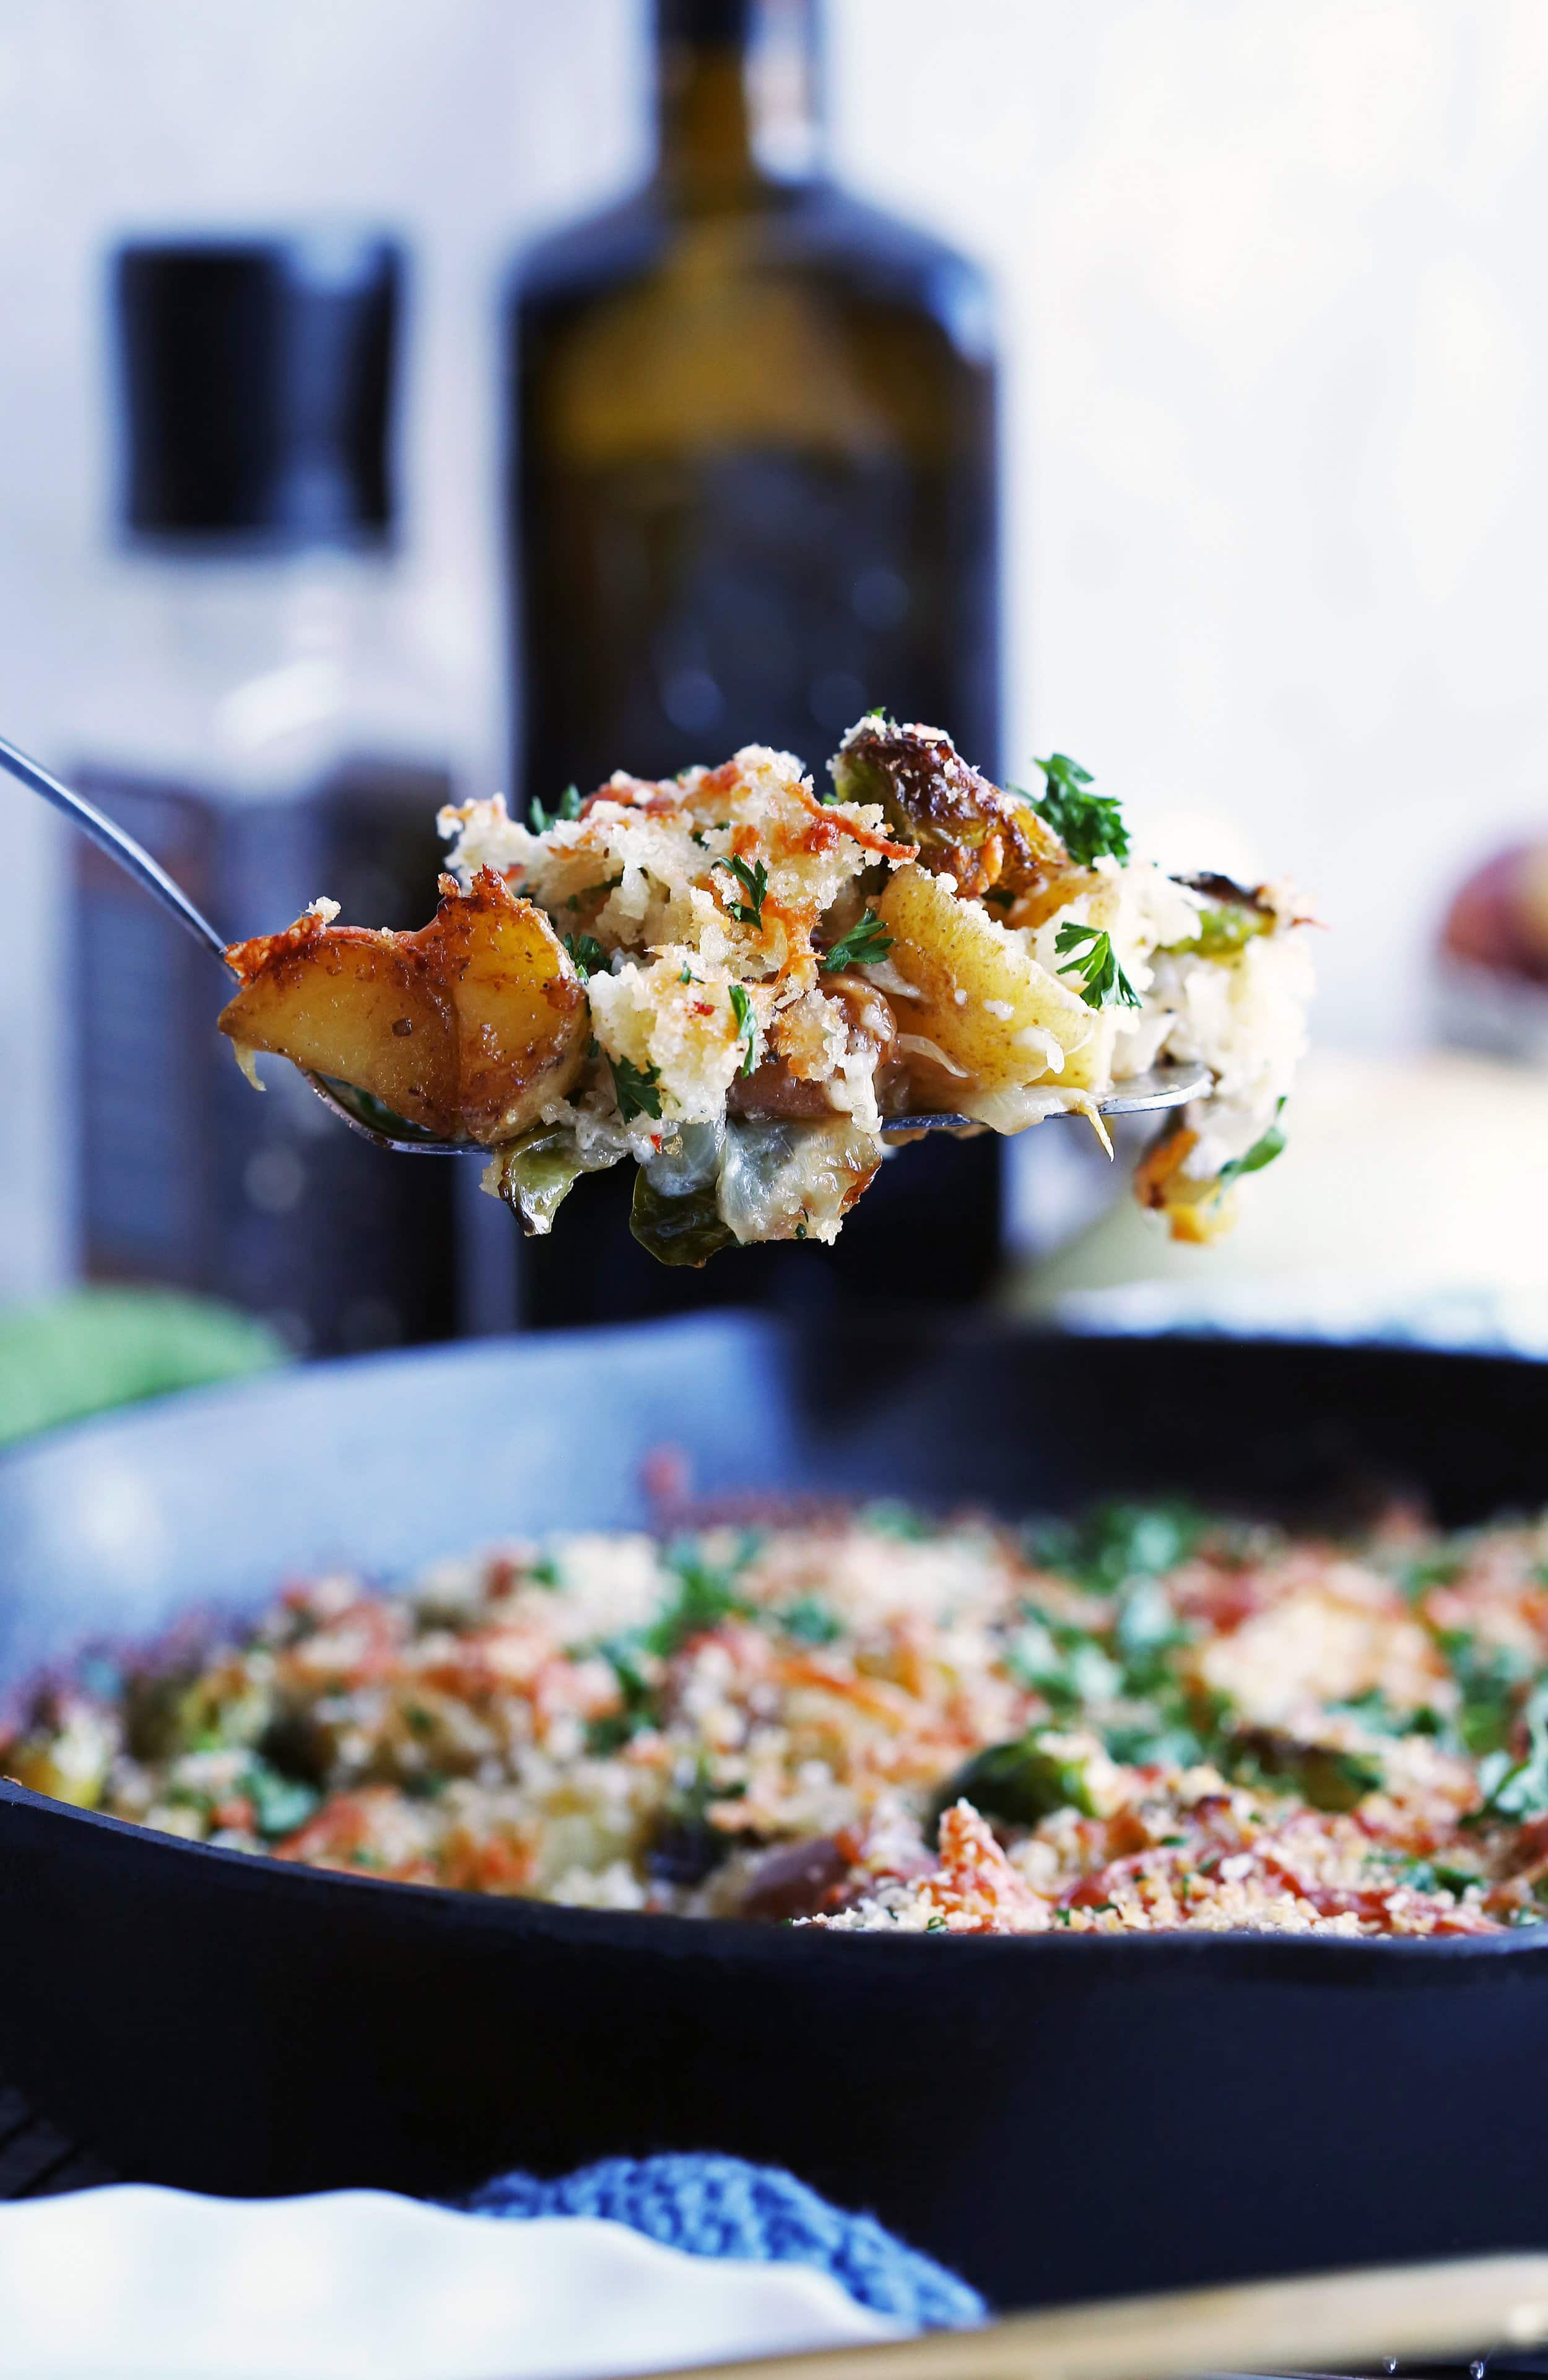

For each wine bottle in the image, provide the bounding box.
[507,0,1001,1322]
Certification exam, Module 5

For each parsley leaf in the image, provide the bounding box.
[243,1761,320,1842]
[646,1545,752,1657]
[728,983,759,1076]
[529,783,582,834]
[780,1595,842,1646]
[1474,1683,1548,1822]
[1218,1099,1287,1185]
[712,854,769,931]
[1020,754,1131,866]
[609,1054,663,1121]
[820,909,894,971]
[562,932,607,982]
[1054,920,1141,1010]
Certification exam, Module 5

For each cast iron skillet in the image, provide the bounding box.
[1,1314,1546,2308]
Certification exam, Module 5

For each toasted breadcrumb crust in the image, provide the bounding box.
[8,1502,1548,1940]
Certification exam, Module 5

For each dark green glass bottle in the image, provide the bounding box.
[507,0,1002,1320]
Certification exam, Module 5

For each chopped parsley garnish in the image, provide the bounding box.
[562,932,607,982]
[529,783,581,834]
[1400,1550,1464,1601]
[728,983,759,1076]
[1438,1629,1530,1758]
[1381,1850,1479,1897]
[820,910,894,971]
[1020,753,1131,866]
[609,1054,663,1121]
[1006,1616,1121,1712]
[712,854,769,931]
[646,1546,752,1659]
[245,1761,320,1842]
[1219,1099,1287,1185]
[1032,1501,1204,1593]
[860,1499,935,1541]
[1054,921,1141,1011]
[780,1596,842,1646]
[1331,1686,1438,1737]
[1473,1683,1548,1823]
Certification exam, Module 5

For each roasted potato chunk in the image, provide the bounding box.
[876,862,1100,1098]
[220,867,587,1144]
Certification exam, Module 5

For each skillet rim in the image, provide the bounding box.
[6,1771,1547,1976]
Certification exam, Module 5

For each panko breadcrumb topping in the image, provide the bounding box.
[7,1501,1548,1940]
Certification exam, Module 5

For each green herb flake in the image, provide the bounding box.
[860,1499,935,1542]
[529,783,582,834]
[711,854,770,931]
[1219,1098,1287,1186]
[728,983,760,1076]
[609,1054,663,1122]
[820,909,894,972]
[646,1545,753,1659]
[562,932,607,982]
[780,1596,843,1647]
[1472,1683,1548,1824]
[243,1761,320,1842]
[1018,754,1131,866]
[1054,921,1142,1011]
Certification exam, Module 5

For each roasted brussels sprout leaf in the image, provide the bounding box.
[1238,1732,1385,1813]
[934,1727,1103,1828]
[485,1123,586,1237]
[630,1172,736,1266]
[831,717,1064,903]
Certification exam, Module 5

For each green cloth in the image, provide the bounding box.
[0,1288,289,1450]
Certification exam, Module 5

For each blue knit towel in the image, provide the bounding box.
[464,2153,985,2330]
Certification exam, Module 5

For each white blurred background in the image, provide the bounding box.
[4,0,1547,1307]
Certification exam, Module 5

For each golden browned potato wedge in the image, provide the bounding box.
[219,866,587,1144]
[415,868,592,1142]
[875,861,1103,1098]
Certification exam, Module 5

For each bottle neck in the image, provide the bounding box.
[653,0,824,209]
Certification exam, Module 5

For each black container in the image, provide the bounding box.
[3,1316,1547,2308]
[76,233,461,1356]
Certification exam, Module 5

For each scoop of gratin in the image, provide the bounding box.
[217,717,1313,1259]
